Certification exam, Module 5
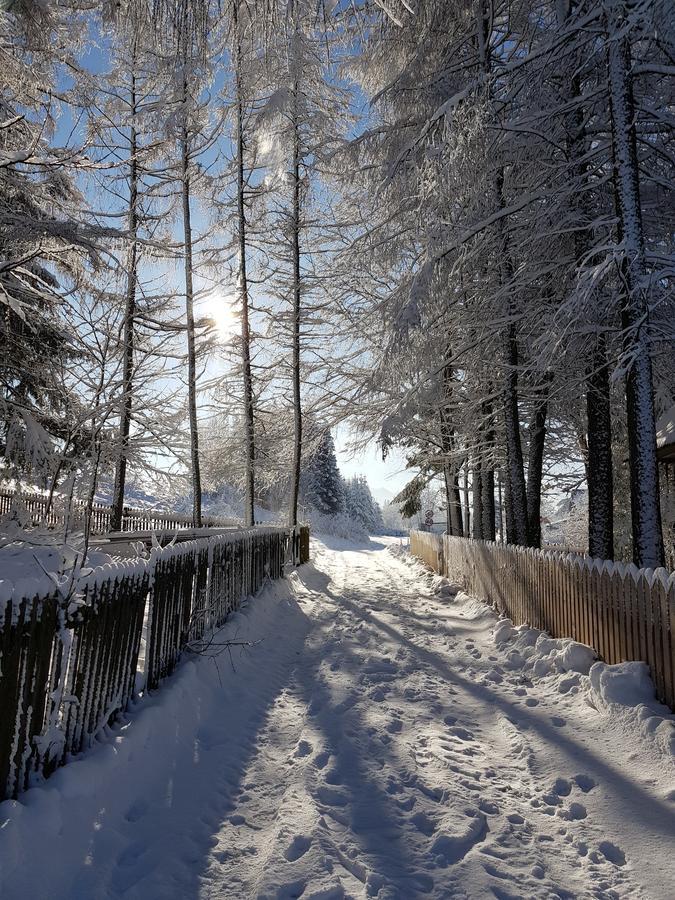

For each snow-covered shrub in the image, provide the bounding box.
[306,508,370,542]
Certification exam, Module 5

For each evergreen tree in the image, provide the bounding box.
[345,475,383,534]
[301,431,345,515]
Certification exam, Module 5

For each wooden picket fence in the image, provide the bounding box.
[0,488,237,533]
[0,525,310,801]
[409,531,675,711]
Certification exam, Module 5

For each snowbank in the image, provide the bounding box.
[492,616,675,756]
[493,619,597,676]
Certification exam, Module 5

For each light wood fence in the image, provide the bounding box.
[0,525,309,801]
[409,531,675,711]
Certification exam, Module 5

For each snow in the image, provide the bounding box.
[1,536,674,899]
[589,661,656,708]
[656,403,675,452]
[493,619,597,676]
[0,526,114,606]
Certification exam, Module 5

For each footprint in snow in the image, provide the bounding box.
[525,697,539,707]
[551,777,572,797]
[598,840,626,866]
[551,716,566,727]
[478,799,500,815]
[411,811,437,835]
[430,813,488,867]
[294,740,313,758]
[316,785,349,807]
[574,774,596,793]
[313,750,330,769]
[386,717,403,733]
[557,801,587,821]
[284,835,312,862]
[274,877,307,898]
[447,725,474,742]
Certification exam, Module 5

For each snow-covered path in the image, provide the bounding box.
[1,537,674,899]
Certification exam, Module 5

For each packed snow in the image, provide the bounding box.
[1,536,673,899]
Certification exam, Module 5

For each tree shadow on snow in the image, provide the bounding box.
[330,587,675,841]
[64,590,313,900]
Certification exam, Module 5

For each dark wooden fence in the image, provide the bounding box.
[0,525,310,801]
[0,488,237,533]
[409,531,675,711]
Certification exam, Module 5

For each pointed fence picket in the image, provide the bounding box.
[409,531,675,711]
[0,524,310,802]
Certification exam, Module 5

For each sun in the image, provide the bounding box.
[205,290,239,340]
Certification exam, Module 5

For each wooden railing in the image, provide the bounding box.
[409,531,675,711]
[0,488,237,533]
[0,525,309,801]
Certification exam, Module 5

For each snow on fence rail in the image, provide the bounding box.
[0,525,310,802]
[0,488,236,533]
[409,531,675,711]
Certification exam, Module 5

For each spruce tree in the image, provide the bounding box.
[301,431,345,515]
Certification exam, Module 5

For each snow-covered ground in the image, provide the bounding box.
[1,536,674,899]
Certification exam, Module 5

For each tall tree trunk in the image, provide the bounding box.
[440,348,463,536]
[586,337,614,557]
[497,469,505,542]
[605,1,664,568]
[234,3,255,528]
[526,378,550,549]
[477,0,527,545]
[111,63,138,533]
[502,311,529,545]
[481,467,495,542]
[558,0,615,560]
[472,458,483,540]
[463,464,471,537]
[504,465,516,544]
[445,468,463,536]
[481,400,496,541]
[443,466,453,535]
[288,79,302,528]
[443,466,460,535]
[181,80,202,527]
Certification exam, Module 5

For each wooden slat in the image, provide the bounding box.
[410,531,675,711]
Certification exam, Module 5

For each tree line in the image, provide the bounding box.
[0,1,672,562]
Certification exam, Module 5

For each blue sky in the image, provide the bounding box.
[50,20,412,505]
[334,426,409,503]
